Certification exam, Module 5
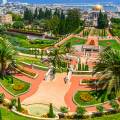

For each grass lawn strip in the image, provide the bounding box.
[0,107,33,120]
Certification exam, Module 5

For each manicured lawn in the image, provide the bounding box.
[99,40,120,50]
[59,37,86,53]
[64,37,86,46]
[73,91,108,106]
[0,107,34,120]
[0,76,30,96]
[90,113,120,120]
[16,56,47,67]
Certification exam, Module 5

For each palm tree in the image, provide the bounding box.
[0,37,16,77]
[93,47,120,97]
[48,48,63,70]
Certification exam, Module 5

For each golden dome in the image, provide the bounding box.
[92,5,103,11]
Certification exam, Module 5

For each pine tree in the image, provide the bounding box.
[17,97,22,112]
[48,103,55,118]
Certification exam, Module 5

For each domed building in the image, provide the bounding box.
[90,4,105,26]
[92,5,103,11]
[83,5,105,27]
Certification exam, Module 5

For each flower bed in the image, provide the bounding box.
[73,91,108,106]
[13,83,25,91]
[80,92,93,102]
[0,76,30,96]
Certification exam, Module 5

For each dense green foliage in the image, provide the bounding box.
[76,106,86,116]
[0,25,6,34]
[93,48,120,97]
[0,37,16,77]
[97,11,108,29]
[23,8,83,35]
[110,18,120,37]
[13,21,24,29]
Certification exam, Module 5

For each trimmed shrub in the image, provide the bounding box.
[48,103,55,118]
[96,105,104,113]
[9,98,17,109]
[60,106,69,113]
[110,100,119,111]
[0,94,4,103]
[76,106,86,117]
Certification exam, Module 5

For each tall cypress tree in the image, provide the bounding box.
[48,103,55,118]
[34,8,38,19]
[17,97,22,112]
[97,11,108,29]
[38,8,44,19]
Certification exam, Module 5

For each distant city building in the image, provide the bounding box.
[0,14,12,24]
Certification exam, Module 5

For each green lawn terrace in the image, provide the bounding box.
[99,39,120,50]
[6,33,57,54]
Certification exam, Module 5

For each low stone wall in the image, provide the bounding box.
[12,109,59,120]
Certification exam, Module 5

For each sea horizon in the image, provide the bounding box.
[8,0,120,4]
